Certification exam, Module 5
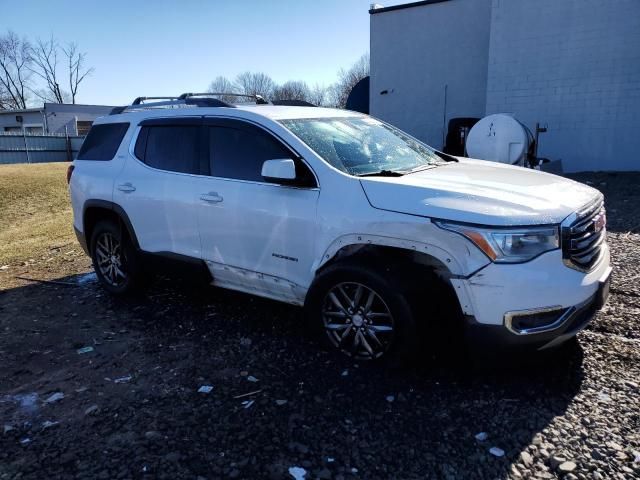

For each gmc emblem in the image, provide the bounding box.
[594,212,606,232]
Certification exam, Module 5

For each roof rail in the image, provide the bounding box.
[109,92,274,115]
[184,97,234,108]
[110,106,127,115]
[109,95,238,115]
[132,96,179,105]
[179,92,269,105]
[271,99,316,107]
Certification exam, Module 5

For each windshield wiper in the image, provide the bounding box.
[406,165,437,174]
[357,169,406,177]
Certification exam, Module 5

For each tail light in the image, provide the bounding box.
[66,165,75,184]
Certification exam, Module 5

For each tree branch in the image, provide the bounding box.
[63,42,93,104]
[27,36,65,103]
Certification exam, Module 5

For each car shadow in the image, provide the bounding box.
[0,271,584,479]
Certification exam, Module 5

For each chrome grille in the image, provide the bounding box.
[562,199,606,271]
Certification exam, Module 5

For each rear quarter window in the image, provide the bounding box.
[77,123,129,161]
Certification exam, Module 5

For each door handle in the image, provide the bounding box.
[200,192,223,203]
[117,183,136,193]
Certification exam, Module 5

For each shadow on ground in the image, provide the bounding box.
[0,270,585,479]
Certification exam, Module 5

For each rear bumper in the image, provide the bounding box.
[74,226,90,256]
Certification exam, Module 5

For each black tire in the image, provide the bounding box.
[305,262,419,364]
[90,219,141,295]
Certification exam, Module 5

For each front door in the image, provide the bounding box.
[197,118,319,304]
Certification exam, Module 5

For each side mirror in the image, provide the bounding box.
[261,159,296,181]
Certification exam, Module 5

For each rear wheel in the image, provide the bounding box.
[91,220,140,294]
[306,263,418,363]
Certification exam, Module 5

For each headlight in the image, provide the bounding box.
[436,222,559,263]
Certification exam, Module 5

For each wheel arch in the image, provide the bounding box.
[83,200,140,254]
[306,239,471,360]
[315,234,464,277]
[311,235,475,317]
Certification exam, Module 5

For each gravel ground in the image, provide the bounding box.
[1,172,639,480]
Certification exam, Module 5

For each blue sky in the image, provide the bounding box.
[1,0,403,106]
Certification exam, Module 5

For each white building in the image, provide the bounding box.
[370,0,640,172]
[0,103,115,136]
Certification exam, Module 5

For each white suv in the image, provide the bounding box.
[68,93,612,361]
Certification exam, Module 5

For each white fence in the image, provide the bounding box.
[0,133,85,164]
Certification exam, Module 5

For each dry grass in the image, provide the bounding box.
[0,162,75,267]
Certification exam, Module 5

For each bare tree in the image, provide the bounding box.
[0,31,93,108]
[331,53,369,108]
[206,76,238,103]
[272,80,310,102]
[324,84,342,108]
[234,71,275,100]
[0,86,12,109]
[63,42,93,104]
[28,36,66,103]
[29,38,92,104]
[0,86,16,110]
[307,83,328,107]
[0,31,32,109]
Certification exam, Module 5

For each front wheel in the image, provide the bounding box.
[305,263,418,363]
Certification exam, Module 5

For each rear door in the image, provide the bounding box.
[197,118,320,303]
[113,117,206,258]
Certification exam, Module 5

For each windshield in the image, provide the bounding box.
[280,116,445,176]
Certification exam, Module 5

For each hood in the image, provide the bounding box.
[359,158,601,226]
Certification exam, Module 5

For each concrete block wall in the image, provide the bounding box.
[486,0,640,172]
[370,0,492,149]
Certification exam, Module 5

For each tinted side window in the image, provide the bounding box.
[141,126,201,174]
[209,125,294,182]
[77,123,129,160]
[134,126,148,161]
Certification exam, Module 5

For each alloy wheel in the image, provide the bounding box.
[321,282,395,359]
[95,232,127,287]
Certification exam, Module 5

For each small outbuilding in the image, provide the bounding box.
[0,103,115,136]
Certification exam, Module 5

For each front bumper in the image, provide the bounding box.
[465,281,608,350]
[454,245,611,350]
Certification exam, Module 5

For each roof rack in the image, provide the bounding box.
[110,92,269,115]
[132,96,180,105]
[271,99,316,107]
[110,96,183,114]
[179,92,269,105]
